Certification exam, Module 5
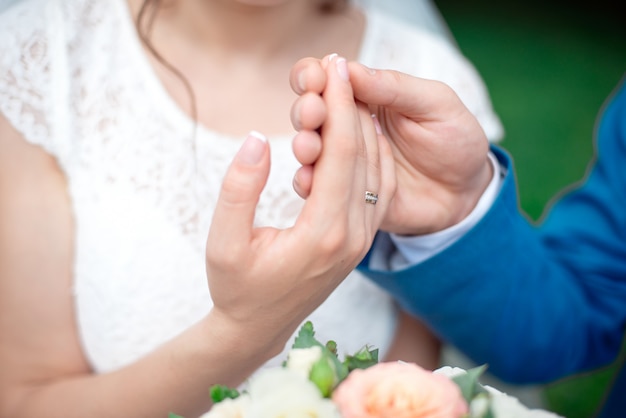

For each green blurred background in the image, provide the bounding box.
[432,0,625,416]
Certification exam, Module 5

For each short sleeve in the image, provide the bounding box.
[0,0,71,165]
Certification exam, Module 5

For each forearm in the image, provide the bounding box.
[365,206,620,383]
[4,314,276,418]
[361,146,626,383]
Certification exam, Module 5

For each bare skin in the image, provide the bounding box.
[0,2,441,417]
[0,55,394,418]
[290,57,494,236]
[129,0,442,366]
[127,0,366,136]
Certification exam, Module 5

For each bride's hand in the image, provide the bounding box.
[205,55,396,357]
[290,58,493,236]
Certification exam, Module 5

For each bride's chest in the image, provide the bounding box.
[69,116,304,237]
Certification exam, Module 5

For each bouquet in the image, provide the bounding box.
[172,322,562,418]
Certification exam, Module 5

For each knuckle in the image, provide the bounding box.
[318,226,349,256]
[206,242,245,271]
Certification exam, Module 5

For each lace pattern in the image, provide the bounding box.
[0,0,501,373]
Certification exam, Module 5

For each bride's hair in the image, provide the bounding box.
[135,0,197,122]
[318,0,350,12]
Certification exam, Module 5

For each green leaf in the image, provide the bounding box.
[452,364,489,403]
[328,352,349,385]
[467,392,496,418]
[309,357,337,397]
[291,322,351,391]
[449,366,499,418]
[209,384,240,403]
[343,346,379,372]
[292,321,324,350]
[325,340,338,356]
[290,322,381,394]
[483,408,496,418]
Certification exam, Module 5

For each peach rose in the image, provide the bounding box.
[332,362,468,418]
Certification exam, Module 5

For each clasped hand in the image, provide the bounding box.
[290,56,494,236]
[204,53,494,358]
[204,56,396,356]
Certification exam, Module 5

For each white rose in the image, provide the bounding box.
[285,346,323,379]
[200,395,251,418]
[246,367,340,418]
[434,367,564,418]
[433,366,469,378]
[485,386,564,418]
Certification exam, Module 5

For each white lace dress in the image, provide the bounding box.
[0,0,503,374]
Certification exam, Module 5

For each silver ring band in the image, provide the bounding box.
[365,191,379,205]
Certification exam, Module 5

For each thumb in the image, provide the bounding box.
[210,131,270,244]
[347,62,461,120]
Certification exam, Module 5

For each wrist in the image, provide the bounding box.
[202,309,289,365]
[446,154,494,228]
[389,153,497,237]
[384,153,501,268]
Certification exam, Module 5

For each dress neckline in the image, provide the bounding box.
[113,0,377,142]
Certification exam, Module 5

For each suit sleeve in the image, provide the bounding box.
[359,79,626,384]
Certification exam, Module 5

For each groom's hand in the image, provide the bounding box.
[290,58,493,236]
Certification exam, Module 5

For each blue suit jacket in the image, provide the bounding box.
[360,77,626,415]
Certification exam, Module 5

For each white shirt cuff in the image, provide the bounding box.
[370,151,504,271]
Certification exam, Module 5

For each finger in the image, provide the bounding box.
[321,54,335,70]
[293,54,335,94]
[290,57,327,95]
[292,129,322,166]
[292,165,313,199]
[375,133,397,228]
[300,55,364,225]
[209,131,270,246]
[359,104,381,184]
[291,110,379,207]
[290,92,327,131]
[356,103,381,230]
[347,62,465,120]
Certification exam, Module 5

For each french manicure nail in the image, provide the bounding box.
[238,131,267,165]
[336,57,349,81]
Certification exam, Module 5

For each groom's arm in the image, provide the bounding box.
[361,140,626,384]
[289,57,626,383]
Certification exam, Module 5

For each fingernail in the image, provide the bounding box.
[291,100,302,130]
[238,131,267,165]
[328,53,338,62]
[336,57,349,81]
[371,114,382,135]
[297,70,306,92]
[292,175,301,193]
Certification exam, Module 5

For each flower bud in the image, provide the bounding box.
[310,357,337,398]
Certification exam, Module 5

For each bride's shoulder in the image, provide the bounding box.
[0,0,132,96]
[0,0,122,54]
[0,0,52,44]
[0,0,120,163]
